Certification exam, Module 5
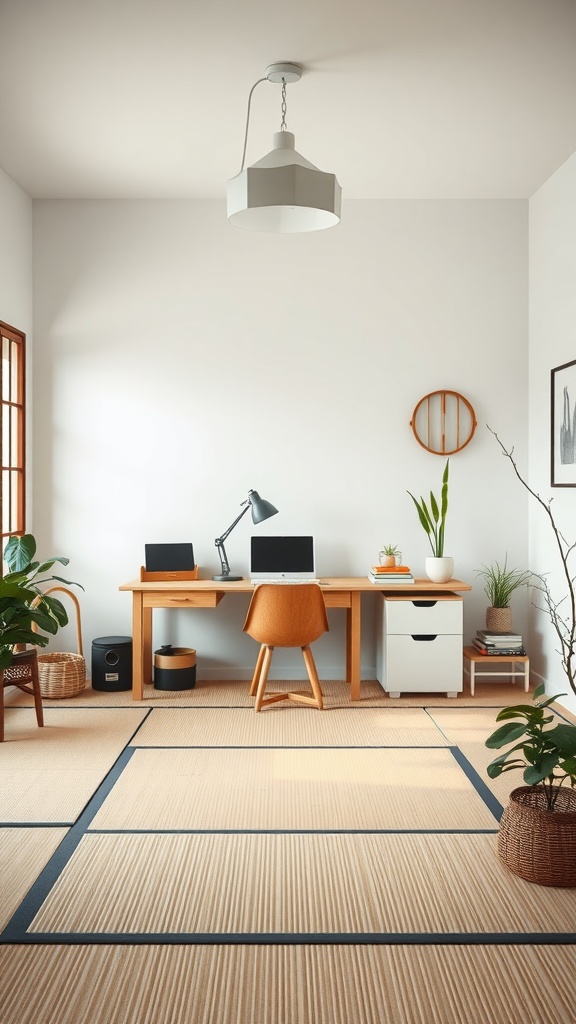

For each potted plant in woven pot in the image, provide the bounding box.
[407,458,453,582]
[475,556,532,634]
[486,683,576,886]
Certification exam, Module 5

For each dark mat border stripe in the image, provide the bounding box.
[4,932,576,947]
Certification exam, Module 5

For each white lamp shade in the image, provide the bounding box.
[227,132,341,233]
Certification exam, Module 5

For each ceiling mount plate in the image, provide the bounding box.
[265,62,303,84]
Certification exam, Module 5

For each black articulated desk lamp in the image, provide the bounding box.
[212,489,278,582]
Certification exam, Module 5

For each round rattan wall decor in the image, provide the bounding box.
[410,389,477,455]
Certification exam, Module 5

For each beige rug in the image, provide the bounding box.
[132,706,450,747]
[3,678,533,709]
[90,747,497,831]
[0,828,68,930]
[28,831,576,937]
[0,944,574,1024]
[0,707,147,822]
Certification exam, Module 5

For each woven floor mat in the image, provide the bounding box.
[28,831,576,937]
[91,747,497,831]
[0,708,147,822]
[131,706,449,747]
[0,944,574,1024]
[3,678,531,708]
[0,828,68,931]
[427,707,570,806]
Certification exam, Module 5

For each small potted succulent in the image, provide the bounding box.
[379,544,401,567]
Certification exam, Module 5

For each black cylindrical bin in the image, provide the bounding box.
[154,645,197,690]
[92,635,133,691]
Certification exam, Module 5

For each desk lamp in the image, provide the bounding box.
[213,489,278,581]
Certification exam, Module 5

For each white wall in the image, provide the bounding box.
[33,198,528,680]
[529,150,576,713]
[0,168,33,521]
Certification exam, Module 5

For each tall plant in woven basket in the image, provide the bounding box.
[475,556,532,634]
[486,684,576,886]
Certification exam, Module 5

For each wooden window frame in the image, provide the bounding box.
[0,320,26,553]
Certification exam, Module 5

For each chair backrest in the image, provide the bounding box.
[243,584,329,647]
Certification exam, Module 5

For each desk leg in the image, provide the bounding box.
[143,606,153,687]
[347,591,362,701]
[132,592,144,701]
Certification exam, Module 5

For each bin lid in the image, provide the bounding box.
[154,644,196,657]
[92,635,132,647]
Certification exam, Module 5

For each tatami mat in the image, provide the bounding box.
[90,747,498,831]
[3,678,533,708]
[428,707,567,806]
[29,831,576,937]
[0,944,574,1024]
[0,708,147,822]
[0,828,68,931]
[131,706,449,747]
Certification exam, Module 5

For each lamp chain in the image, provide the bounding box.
[280,79,287,131]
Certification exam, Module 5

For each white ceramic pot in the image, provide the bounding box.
[425,556,454,584]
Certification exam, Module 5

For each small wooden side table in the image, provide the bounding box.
[463,645,530,696]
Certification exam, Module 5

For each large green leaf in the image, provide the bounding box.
[485,722,527,748]
[524,752,559,784]
[4,534,36,572]
[547,723,576,757]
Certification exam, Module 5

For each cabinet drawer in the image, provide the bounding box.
[384,633,463,694]
[384,596,462,634]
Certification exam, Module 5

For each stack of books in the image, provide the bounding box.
[472,630,526,655]
[367,565,415,585]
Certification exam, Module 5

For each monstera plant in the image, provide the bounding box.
[0,534,80,670]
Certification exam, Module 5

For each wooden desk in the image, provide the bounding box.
[119,577,471,701]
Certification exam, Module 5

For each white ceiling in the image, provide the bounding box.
[1,0,575,201]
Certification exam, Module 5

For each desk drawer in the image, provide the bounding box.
[384,633,463,694]
[384,596,462,634]
[143,593,221,609]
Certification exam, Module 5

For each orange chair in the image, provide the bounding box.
[0,647,44,742]
[243,583,329,712]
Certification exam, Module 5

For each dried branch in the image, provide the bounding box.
[488,425,576,697]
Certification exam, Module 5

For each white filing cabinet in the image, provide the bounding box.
[376,594,463,698]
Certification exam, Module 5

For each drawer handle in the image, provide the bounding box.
[411,634,437,641]
[412,600,437,608]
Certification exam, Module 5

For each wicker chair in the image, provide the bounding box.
[0,647,44,742]
[243,584,329,712]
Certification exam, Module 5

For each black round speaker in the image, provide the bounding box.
[91,635,132,691]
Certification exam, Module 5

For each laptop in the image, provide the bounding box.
[250,535,317,582]
[145,543,195,572]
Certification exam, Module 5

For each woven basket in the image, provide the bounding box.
[498,786,576,887]
[486,606,513,634]
[34,587,86,699]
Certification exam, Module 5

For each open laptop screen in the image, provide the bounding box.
[250,536,315,580]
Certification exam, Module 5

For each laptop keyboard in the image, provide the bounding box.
[251,579,321,585]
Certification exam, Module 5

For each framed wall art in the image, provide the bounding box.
[551,358,576,487]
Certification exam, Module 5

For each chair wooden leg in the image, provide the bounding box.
[254,646,274,712]
[30,658,44,729]
[301,645,324,709]
[249,645,266,697]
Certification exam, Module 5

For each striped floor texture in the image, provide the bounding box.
[1,679,575,1023]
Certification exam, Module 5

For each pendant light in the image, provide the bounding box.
[227,63,341,233]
